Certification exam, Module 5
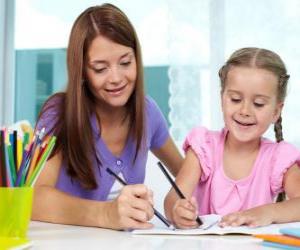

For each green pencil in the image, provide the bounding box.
[26,136,56,187]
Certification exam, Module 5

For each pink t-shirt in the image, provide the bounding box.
[183,126,300,216]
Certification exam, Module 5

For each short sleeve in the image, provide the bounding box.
[35,94,63,135]
[146,96,169,149]
[271,142,300,194]
[183,126,213,182]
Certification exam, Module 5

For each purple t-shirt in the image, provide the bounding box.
[36,96,169,201]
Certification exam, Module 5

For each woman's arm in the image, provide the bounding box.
[32,153,155,230]
[163,149,202,228]
[151,137,183,176]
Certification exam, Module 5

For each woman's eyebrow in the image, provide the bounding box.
[89,52,133,65]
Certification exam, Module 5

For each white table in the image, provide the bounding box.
[27,221,272,250]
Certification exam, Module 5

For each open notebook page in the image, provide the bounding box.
[132,214,300,235]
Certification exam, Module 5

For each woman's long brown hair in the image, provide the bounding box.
[37,4,145,189]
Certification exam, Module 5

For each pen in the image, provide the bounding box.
[106,168,172,228]
[157,161,203,226]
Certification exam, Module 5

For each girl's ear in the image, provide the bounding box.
[273,102,284,123]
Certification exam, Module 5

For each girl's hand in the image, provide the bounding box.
[172,197,199,229]
[107,184,154,230]
[219,205,275,228]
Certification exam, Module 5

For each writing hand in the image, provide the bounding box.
[107,184,154,230]
[172,197,199,229]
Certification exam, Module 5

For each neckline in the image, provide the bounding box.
[98,135,132,160]
[91,113,132,161]
[219,128,264,184]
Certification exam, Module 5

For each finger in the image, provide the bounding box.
[124,184,150,199]
[173,211,198,229]
[174,217,199,229]
[129,206,151,222]
[220,213,239,227]
[147,189,154,206]
[177,199,197,212]
[176,205,198,221]
[118,194,154,222]
[190,197,198,210]
[227,215,247,227]
[222,214,252,227]
[131,196,154,219]
[120,216,154,230]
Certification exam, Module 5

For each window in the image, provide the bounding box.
[12,0,300,148]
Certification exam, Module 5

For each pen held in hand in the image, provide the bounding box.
[106,168,172,229]
[157,161,203,226]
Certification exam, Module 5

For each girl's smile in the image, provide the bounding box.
[222,66,283,144]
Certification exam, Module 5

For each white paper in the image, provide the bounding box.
[132,214,300,235]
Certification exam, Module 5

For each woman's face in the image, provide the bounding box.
[85,35,137,109]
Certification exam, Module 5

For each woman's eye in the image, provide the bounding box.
[120,61,131,66]
[93,68,106,73]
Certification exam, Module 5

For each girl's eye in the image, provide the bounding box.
[231,98,241,103]
[254,102,265,108]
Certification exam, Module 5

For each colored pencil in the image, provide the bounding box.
[0,127,56,187]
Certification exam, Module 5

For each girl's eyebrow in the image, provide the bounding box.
[226,89,271,99]
[89,52,133,65]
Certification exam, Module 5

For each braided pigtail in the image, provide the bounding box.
[274,115,286,202]
[274,115,283,143]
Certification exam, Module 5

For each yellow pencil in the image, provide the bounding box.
[17,137,23,170]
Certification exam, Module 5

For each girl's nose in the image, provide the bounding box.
[239,101,251,116]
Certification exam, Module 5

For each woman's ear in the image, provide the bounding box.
[273,102,284,123]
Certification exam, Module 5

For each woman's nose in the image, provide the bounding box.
[108,66,122,84]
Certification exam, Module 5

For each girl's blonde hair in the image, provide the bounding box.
[218,47,290,143]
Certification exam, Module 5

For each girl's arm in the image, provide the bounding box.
[32,153,154,230]
[220,164,300,227]
[273,163,300,222]
[164,149,202,228]
[151,137,183,176]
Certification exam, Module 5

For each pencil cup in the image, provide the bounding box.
[0,187,33,239]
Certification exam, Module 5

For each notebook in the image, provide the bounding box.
[132,214,300,236]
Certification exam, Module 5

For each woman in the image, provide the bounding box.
[32,3,182,230]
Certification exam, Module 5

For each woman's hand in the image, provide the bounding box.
[219,204,275,228]
[106,184,155,230]
[171,197,199,229]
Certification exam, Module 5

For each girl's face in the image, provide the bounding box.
[85,35,137,109]
[221,66,283,144]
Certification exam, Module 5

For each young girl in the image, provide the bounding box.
[164,47,300,229]
[32,4,183,230]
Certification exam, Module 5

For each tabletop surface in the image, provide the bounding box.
[27,221,273,250]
